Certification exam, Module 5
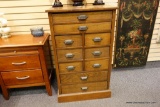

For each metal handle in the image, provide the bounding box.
[81,76,88,80]
[81,87,88,91]
[65,53,74,58]
[92,37,102,42]
[16,76,30,80]
[64,40,74,45]
[66,66,75,71]
[92,63,101,68]
[12,61,26,65]
[78,26,88,31]
[77,15,88,20]
[92,51,102,56]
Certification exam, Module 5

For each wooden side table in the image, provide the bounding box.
[0,34,53,100]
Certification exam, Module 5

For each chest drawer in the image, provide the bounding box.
[52,11,112,24]
[85,59,109,71]
[59,62,82,74]
[85,33,111,47]
[57,49,82,62]
[55,35,82,48]
[85,47,109,59]
[61,81,107,94]
[0,54,41,71]
[54,22,111,35]
[1,69,44,85]
[60,71,108,84]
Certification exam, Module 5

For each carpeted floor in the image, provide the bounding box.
[0,61,160,107]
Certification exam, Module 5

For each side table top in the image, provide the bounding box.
[0,34,49,48]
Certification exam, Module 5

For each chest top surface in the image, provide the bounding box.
[0,34,49,48]
[45,4,118,13]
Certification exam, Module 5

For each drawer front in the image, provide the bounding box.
[57,49,82,62]
[54,22,111,35]
[85,33,111,46]
[85,59,109,71]
[55,35,82,48]
[0,54,41,71]
[85,47,109,59]
[52,11,112,24]
[59,62,82,73]
[61,81,107,94]
[1,69,44,85]
[60,71,107,84]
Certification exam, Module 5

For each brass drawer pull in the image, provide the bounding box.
[92,37,102,42]
[66,66,75,71]
[92,51,102,56]
[77,15,88,20]
[81,87,88,91]
[93,63,101,68]
[64,40,74,45]
[12,61,26,65]
[78,26,88,31]
[16,76,30,80]
[81,76,88,80]
[65,53,74,58]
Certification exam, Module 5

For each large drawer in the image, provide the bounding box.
[59,62,82,74]
[60,71,108,84]
[55,35,82,48]
[85,33,111,47]
[85,59,109,71]
[85,47,109,59]
[52,11,112,24]
[57,49,82,62]
[54,22,111,35]
[0,54,41,71]
[61,81,108,94]
[1,69,44,85]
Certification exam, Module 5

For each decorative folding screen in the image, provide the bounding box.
[115,0,159,67]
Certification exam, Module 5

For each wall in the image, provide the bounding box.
[0,0,160,67]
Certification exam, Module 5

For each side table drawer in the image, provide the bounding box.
[52,11,112,24]
[0,54,41,71]
[1,69,44,85]
[61,81,108,94]
[54,22,111,35]
[57,49,82,62]
[60,71,108,84]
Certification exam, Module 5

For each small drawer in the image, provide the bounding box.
[0,54,41,71]
[55,35,82,48]
[52,11,112,24]
[57,49,82,62]
[60,71,107,84]
[1,69,44,85]
[54,22,111,35]
[61,81,108,94]
[85,33,111,47]
[85,47,109,59]
[59,62,82,73]
[85,59,109,71]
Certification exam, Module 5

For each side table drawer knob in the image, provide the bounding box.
[77,15,88,20]
[12,61,26,65]
[81,76,88,80]
[81,87,88,91]
[92,37,102,42]
[92,51,102,56]
[65,53,74,58]
[16,76,30,80]
[64,40,74,45]
[93,64,101,68]
[66,66,75,71]
[78,26,88,31]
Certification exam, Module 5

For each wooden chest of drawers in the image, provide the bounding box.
[0,34,52,100]
[46,4,117,102]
